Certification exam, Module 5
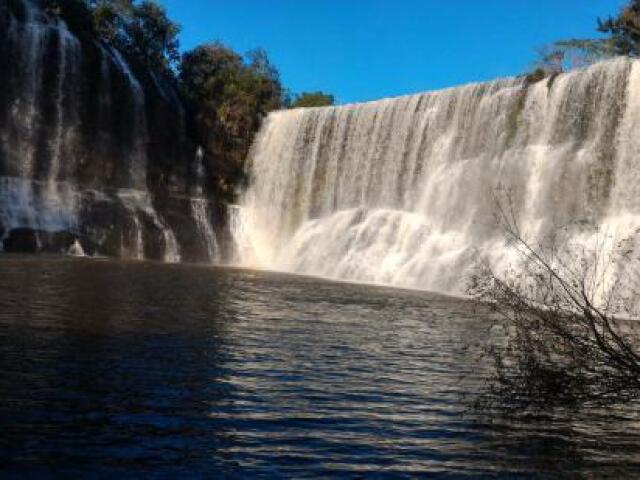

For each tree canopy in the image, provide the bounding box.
[534,0,640,75]
[290,91,335,108]
[179,43,286,198]
[535,39,615,73]
[598,0,640,56]
[43,0,181,74]
[94,0,180,72]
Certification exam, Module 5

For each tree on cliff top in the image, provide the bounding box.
[92,0,180,73]
[179,43,285,199]
[533,0,640,76]
[534,39,615,74]
[290,91,335,108]
[43,0,180,74]
[598,0,640,56]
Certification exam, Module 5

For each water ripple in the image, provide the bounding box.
[1,257,640,478]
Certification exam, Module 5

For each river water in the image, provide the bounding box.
[1,257,639,478]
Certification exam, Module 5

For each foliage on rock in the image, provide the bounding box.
[179,43,286,200]
[531,0,640,77]
[290,91,335,108]
[43,0,180,74]
[598,0,640,57]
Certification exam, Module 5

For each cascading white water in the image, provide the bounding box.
[67,238,85,257]
[234,58,640,306]
[0,1,84,248]
[117,189,181,262]
[107,47,150,189]
[49,27,81,184]
[191,198,219,263]
[0,177,79,235]
[103,45,182,262]
[5,0,46,179]
[189,146,220,263]
[0,0,204,262]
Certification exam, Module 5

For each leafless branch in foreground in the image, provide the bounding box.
[469,193,640,413]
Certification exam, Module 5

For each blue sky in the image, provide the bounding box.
[160,0,625,104]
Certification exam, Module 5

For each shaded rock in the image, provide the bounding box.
[39,230,76,254]
[3,228,38,252]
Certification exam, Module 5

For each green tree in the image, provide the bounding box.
[245,48,285,112]
[290,91,335,108]
[91,0,180,73]
[44,0,181,74]
[530,0,640,79]
[125,1,180,71]
[534,38,615,74]
[91,0,128,43]
[598,0,640,56]
[180,43,285,198]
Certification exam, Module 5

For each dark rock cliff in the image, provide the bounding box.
[0,0,226,262]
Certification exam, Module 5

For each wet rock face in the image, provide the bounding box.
[0,0,225,262]
[3,228,39,252]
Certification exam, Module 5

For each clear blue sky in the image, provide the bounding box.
[160,0,625,104]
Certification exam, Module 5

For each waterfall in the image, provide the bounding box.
[234,58,640,306]
[107,47,149,189]
[0,0,209,262]
[229,204,254,264]
[187,146,220,263]
[117,190,181,262]
[0,177,78,234]
[191,198,219,263]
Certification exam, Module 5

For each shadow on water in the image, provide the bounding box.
[1,256,640,478]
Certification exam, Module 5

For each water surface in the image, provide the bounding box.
[1,257,639,478]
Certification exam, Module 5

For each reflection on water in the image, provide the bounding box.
[1,256,639,478]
